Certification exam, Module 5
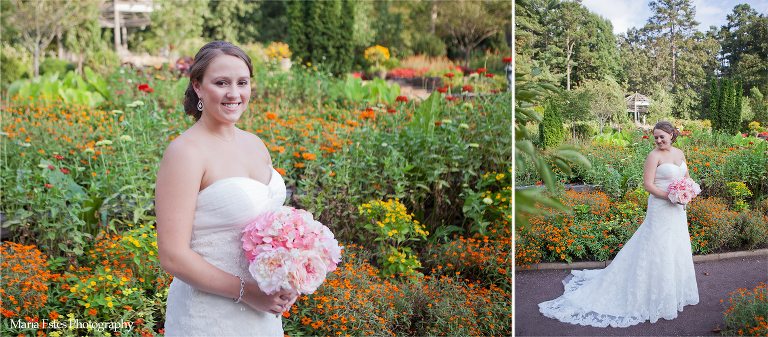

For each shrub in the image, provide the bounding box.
[602,126,615,134]
[574,122,596,138]
[538,101,565,150]
[683,122,703,133]
[39,58,75,76]
[722,283,768,336]
[411,34,447,57]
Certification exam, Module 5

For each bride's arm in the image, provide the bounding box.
[643,151,670,199]
[155,140,295,314]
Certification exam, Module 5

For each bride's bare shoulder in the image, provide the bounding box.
[159,127,207,170]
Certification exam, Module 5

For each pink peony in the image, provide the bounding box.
[290,250,327,294]
[668,177,701,205]
[242,206,342,295]
[249,247,293,295]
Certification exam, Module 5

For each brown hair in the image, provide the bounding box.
[182,41,253,120]
[653,121,679,143]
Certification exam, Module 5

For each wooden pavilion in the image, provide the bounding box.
[625,92,650,123]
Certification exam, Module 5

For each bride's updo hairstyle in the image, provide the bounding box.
[653,121,679,143]
[182,41,253,121]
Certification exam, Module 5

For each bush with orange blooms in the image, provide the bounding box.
[722,283,768,336]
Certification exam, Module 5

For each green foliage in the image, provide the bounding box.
[411,33,447,57]
[538,100,565,149]
[461,171,512,237]
[359,198,427,277]
[721,284,768,337]
[515,69,592,230]
[7,68,109,108]
[1,48,28,92]
[750,87,768,126]
[574,122,596,138]
[286,0,355,75]
[39,59,75,77]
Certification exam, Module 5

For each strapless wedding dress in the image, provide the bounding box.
[164,167,287,336]
[539,162,699,327]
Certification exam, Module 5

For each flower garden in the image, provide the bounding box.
[0,49,512,336]
[515,124,768,336]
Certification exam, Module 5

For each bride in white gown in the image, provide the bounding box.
[539,122,699,328]
[155,41,297,336]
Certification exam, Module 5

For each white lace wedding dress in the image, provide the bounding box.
[539,162,699,328]
[164,167,287,336]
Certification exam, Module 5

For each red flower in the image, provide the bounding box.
[138,84,149,91]
[53,155,63,160]
[477,68,487,73]
[536,181,543,185]
[144,88,154,93]
[502,57,512,64]
[749,142,754,145]
[48,165,55,170]
[643,135,649,139]
[490,89,500,93]
[60,168,70,174]
[485,74,495,78]
[462,85,473,93]
[395,96,408,102]
[437,88,447,93]
[351,72,363,79]
[445,96,457,101]
[434,121,442,126]
[387,109,396,113]
[444,73,455,78]
[45,184,53,188]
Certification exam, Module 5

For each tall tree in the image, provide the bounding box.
[286,0,355,75]
[5,0,95,77]
[439,0,509,66]
[718,4,768,97]
[202,0,259,44]
[645,0,699,85]
[63,3,106,75]
[709,77,720,128]
[580,77,624,133]
[149,0,207,53]
[558,0,586,91]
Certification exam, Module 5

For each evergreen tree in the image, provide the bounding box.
[287,0,354,75]
[539,100,565,150]
[708,76,719,127]
[287,0,309,62]
[735,76,743,128]
[721,79,735,134]
[751,87,768,126]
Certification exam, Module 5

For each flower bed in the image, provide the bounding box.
[1,63,511,336]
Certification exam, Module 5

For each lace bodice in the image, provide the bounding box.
[164,168,287,336]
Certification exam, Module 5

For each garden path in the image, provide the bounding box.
[515,254,768,336]
[394,82,432,102]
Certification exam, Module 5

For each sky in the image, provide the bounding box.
[581,0,768,35]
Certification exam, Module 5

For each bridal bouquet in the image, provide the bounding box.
[241,206,342,295]
[667,177,701,205]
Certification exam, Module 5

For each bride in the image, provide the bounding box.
[155,41,297,336]
[538,121,699,328]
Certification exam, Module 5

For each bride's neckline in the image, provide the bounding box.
[658,161,686,168]
[198,167,278,195]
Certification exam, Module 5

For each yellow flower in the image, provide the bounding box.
[107,302,113,308]
[84,303,90,308]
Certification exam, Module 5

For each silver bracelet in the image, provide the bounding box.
[234,276,245,303]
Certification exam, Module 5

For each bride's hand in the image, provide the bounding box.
[242,281,298,314]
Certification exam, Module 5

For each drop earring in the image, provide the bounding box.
[197,99,204,112]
